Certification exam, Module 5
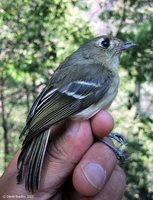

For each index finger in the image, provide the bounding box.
[91,110,114,137]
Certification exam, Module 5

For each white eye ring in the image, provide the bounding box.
[96,38,105,47]
[96,38,110,48]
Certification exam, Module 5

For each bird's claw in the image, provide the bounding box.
[96,137,129,162]
[115,148,129,161]
[108,132,128,146]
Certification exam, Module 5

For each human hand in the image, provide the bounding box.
[0,110,126,200]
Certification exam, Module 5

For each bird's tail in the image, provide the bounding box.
[17,129,51,192]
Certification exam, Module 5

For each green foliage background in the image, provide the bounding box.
[0,0,153,199]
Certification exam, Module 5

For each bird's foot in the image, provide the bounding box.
[96,136,129,162]
[108,132,128,146]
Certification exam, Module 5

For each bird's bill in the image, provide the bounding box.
[120,42,137,51]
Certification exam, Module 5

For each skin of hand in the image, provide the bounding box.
[0,111,126,200]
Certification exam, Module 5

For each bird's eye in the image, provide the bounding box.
[101,38,110,48]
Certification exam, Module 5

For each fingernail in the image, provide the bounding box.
[67,121,80,135]
[81,162,106,190]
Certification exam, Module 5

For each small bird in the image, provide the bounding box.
[17,35,136,192]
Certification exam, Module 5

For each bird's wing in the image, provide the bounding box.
[19,86,54,138]
[26,86,49,122]
[21,64,113,142]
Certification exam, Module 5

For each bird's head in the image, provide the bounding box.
[81,35,136,67]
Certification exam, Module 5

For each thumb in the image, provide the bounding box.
[38,120,93,196]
